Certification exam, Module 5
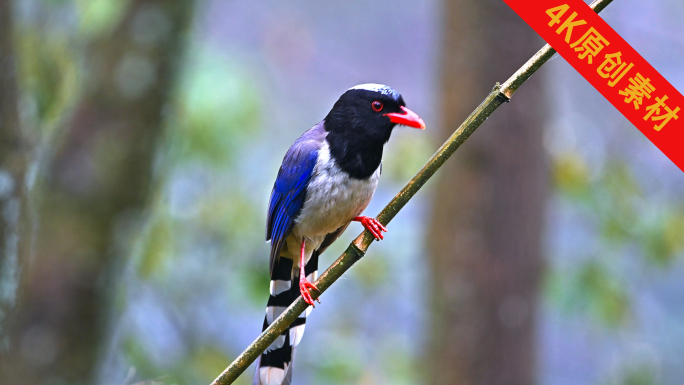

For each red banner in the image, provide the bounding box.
[504,0,683,171]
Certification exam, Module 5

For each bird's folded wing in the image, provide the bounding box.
[266,124,327,273]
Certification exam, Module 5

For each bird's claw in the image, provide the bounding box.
[299,278,320,307]
[355,216,388,240]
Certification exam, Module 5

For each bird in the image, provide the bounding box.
[254,83,425,385]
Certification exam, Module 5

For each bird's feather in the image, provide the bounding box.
[266,123,327,274]
[255,253,318,385]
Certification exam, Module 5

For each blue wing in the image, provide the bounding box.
[267,124,326,274]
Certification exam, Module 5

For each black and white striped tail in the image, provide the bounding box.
[253,252,319,385]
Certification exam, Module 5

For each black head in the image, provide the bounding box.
[323,84,425,179]
[324,83,424,144]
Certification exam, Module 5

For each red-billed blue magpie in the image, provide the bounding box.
[255,84,425,385]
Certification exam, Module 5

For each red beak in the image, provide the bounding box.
[384,106,426,129]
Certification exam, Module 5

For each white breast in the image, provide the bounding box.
[293,141,380,243]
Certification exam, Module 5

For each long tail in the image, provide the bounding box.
[253,251,319,385]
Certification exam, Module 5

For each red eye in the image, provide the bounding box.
[372,101,383,112]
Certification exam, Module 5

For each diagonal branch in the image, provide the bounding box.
[212,0,613,383]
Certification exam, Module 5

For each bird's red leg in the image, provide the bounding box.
[353,216,388,240]
[299,238,320,307]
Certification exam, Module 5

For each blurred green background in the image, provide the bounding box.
[0,0,683,384]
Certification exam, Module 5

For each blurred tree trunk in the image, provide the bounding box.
[0,1,193,384]
[425,1,548,384]
[0,0,31,341]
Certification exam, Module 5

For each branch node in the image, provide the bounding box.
[349,242,366,259]
[494,82,511,103]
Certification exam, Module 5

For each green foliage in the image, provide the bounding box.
[621,365,659,385]
[549,152,683,327]
[350,252,390,292]
[202,192,263,247]
[604,362,660,385]
[383,132,436,183]
[553,154,682,266]
[17,30,79,133]
[133,44,265,282]
[576,261,630,327]
[313,338,365,384]
[76,0,130,38]
[547,261,630,327]
[553,152,590,198]
[311,332,417,385]
[642,209,684,267]
[123,337,237,385]
[240,260,271,306]
[379,341,417,385]
[599,163,641,242]
[122,337,173,384]
[171,47,261,165]
[186,346,236,384]
[137,212,173,279]
[196,191,269,306]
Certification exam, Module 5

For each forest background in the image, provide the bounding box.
[1,0,683,384]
